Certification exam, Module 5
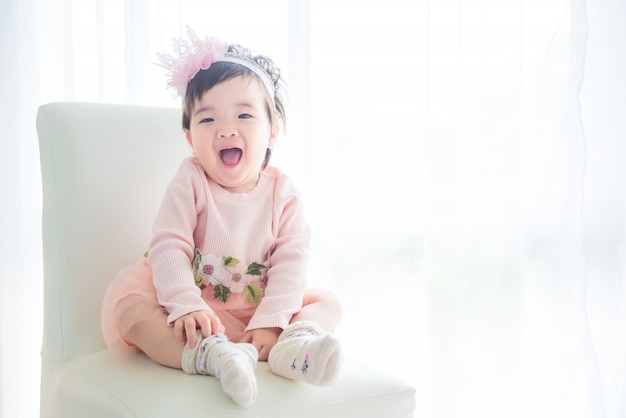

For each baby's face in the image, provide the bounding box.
[185,75,277,193]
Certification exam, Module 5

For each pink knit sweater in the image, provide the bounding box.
[147,157,310,331]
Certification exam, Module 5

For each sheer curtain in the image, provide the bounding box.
[1,1,625,417]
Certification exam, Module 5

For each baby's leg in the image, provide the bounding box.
[292,288,343,332]
[268,288,344,386]
[124,312,183,368]
[123,313,258,407]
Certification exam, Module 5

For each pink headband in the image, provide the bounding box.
[156,26,276,100]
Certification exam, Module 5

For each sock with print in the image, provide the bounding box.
[268,321,344,386]
[182,333,258,407]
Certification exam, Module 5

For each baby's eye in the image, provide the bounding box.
[199,117,214,123]
[238,114,252,119]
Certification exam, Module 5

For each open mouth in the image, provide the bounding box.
[220,148,243,166]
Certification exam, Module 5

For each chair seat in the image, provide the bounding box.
[42,350,416,418]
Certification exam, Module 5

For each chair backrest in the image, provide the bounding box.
[37,102,188,363]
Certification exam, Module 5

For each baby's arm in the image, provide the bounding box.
[149,159,214,326]
[244,174,311,356]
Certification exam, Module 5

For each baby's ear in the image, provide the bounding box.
[185,129,194,148]
[268,124,280,148]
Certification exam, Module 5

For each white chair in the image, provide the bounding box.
[37,101,416,418]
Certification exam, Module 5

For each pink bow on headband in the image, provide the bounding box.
[156,26,229,97]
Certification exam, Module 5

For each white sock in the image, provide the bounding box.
[268,321,344,386]
[182,333,258,407]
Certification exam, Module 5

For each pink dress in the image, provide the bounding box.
[101,157,310,352]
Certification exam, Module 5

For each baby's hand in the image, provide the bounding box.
[173,310,225,348]
[240,327,282,361]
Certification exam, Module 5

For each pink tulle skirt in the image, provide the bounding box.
[101,258,255,353]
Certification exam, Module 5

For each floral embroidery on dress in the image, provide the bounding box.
[192,249,266,306]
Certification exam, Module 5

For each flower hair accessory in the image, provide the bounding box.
[156,26,276,99]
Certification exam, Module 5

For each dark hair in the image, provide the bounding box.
[181,45,286,136]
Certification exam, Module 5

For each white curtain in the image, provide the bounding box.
[1,1,624,417]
